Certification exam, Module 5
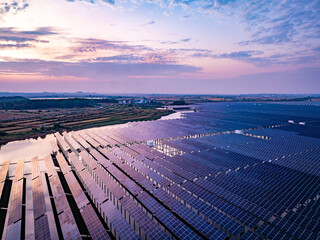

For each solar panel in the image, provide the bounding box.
[44,155,57,177]
[239,230,263,240]
[100,148,124,165]
[79,150,98,171]
[64,172,89,209]
[86,131,110,147]
[56,153,71,174]
[5,220,22,240]
[97,133,119,146]
[68,152,85,173]
[14,158,24,182]
[31,157,40,179]
[62,131,82,150]
[100,200,140,240]
[90,149,112,168]
[79,131,100,148]
[0,160,10,199]
[54,132,71,152]
[34,215,51,240]
[50,140,59,153]
[136,191,199,239]
[7,158,24,226]
[44,155,81,240]
[129,144,156,160]
[32,177,47,219]
[119,196,171,239]
[80,204,110,240]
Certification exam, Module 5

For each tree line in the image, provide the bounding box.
[0,97,118,110]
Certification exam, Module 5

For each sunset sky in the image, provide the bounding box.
[0,0,319,94]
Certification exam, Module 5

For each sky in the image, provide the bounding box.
[0,0,319,94]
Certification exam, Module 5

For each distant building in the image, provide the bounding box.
[119,97,150,104]
[138,97,149,104]
[119,99,134,104]
[146,140,154,147]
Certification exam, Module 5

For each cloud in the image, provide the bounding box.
[1,65,318,94]
[314,46,320,52]
[174,48,210,53]
[74,38,151,52]
[143,20,155,26]
[66,0,95,3]
[0,0,29,16]
[0,60,201,80]
[0,27,57,43]
[179,15,190,20]
[61,0,318,50]
[161,40,179,45]
[193,50,270,65]
[170,0,198,7]
[101,0,115,6]
[55,37,179,64]
[240,20,296,45]
[217,50,264,58]
[193,48,320,67]
[88,53,174,64]
[202,3,214,10]
[160,38,192,45]
[87,51,176,64]
[0,43,31,48]
[65,0,201,9]
[92,54,142,62]
[238,0,320,45]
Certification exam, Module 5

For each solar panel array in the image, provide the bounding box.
[0,102,319,239]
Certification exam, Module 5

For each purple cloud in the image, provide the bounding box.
[75,38,151,52]
[0,27,57,43]
[0,60,201,79]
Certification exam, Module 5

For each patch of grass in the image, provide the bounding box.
[0,107,173,146]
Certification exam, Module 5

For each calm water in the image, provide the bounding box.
[0,134,55,164]
[0,110,186,165]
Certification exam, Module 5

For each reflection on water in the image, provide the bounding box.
[0,110,194,165]
[0,134,55,165]
[160,111,193,120]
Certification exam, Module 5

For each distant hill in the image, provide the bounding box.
[0,91,105,98]
[1,92,319,99]
[0,96,29,102]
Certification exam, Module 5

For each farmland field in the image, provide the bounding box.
[0,103,172,146]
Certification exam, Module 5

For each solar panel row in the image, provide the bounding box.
[5,158,24,240]
[7,158,24,226]
[67,136,209,239]
[44,155,81,240]
[0,160,10,200]
[68,150,140,240]
[113,144,242,239]
[56,153,111,240]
